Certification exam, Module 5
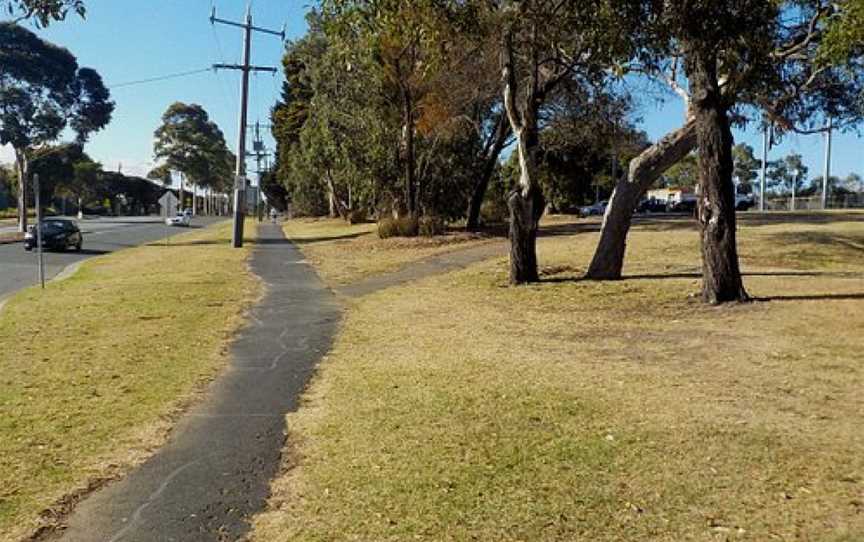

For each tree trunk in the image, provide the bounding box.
[508,184,544,284]
[466,114,509,231]
[507,120,543,284]
[401,87,417,217]
[687,49,748,304]
[15,150,29,233]
[586,119,698,279]
[324,170,348,220]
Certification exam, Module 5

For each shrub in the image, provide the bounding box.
[377,216,419,238]
[347,208,367,224]
[419,215,446,237]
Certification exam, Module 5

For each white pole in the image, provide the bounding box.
[791,171,797,211]
[822,117,833,210]
[760,124,769,211]
[34,174,44,289]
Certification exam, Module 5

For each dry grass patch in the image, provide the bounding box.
[0,221,260,541]
[283,218,499,285]
[0,231,23,244]
[254,213,863,541]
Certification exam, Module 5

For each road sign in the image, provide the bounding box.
[245,187,258,212]
[159,191,179,217]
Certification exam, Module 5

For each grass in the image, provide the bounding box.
[253,211,864,541]
[0,221,261,541]
[0,232,23,244]
[283,218,499,285]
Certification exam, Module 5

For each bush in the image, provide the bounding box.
[377,216,419,238]
[347,208,367,224]
[419,216,446,237]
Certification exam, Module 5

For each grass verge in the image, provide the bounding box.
[0,232,23,244]
[253,213,864,541]
[0,221,260,541]
[283,218,499,286]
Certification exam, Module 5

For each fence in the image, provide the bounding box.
[760,193,864,211]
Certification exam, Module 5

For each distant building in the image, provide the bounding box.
[646,186,696,204]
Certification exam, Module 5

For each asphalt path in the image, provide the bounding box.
[58,222,340,541]
[0,216,222,300]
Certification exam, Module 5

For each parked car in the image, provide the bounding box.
[735,194,755,211]
[668,199,698,214]
[166,210,192,227]
[24,219,83,251]
[635,198,667,214]
[580,200,608,216]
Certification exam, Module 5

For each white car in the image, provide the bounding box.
[166,210,192,227]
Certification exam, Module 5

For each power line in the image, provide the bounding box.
[109,68,212,89]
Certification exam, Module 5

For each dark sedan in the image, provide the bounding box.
[24,219,83,251]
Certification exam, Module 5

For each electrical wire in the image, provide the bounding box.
[109,68,212,89]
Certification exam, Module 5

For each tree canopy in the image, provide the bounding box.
[0,21,112,230]
[1,0,84,26]
[152,102,234,195]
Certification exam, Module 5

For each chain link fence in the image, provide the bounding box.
[760,193,864,211]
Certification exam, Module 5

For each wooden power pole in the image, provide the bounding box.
[211,6,283,248]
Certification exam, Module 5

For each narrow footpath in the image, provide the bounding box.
[55,223,340,542]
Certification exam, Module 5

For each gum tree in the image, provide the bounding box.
[2,0,84,26]
[0,22,112,232]
[496,0,641,284]
[152,102,232,210]
[586,1,864,300]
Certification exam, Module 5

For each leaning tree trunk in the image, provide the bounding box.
[687,49,748,304]
[586,119,698,279]
[466,115,510,231]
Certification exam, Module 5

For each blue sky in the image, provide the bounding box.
[2,1,862,184]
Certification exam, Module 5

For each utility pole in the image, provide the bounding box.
[249,120,273,222]
[822,116,833,210]
[211,6,283,247]
[759,123,769,212]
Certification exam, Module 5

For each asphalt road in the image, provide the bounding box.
[0,216,222,300]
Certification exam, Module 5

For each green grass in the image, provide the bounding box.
[253,212,864,541]
[0,221,261,541]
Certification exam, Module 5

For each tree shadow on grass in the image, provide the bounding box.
[281,232,369,245]
[764,231,864,252]
[145,239,230,247]
[753,293,864,302]
[739,211,864,227]
[539,269,861,284]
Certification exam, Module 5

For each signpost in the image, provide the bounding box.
[159,191,179,247]
[34,174,44,289]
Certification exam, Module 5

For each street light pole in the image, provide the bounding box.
[759,124,769,212]
[822,116,833,210]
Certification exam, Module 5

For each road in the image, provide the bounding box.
[0,216,222,299]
